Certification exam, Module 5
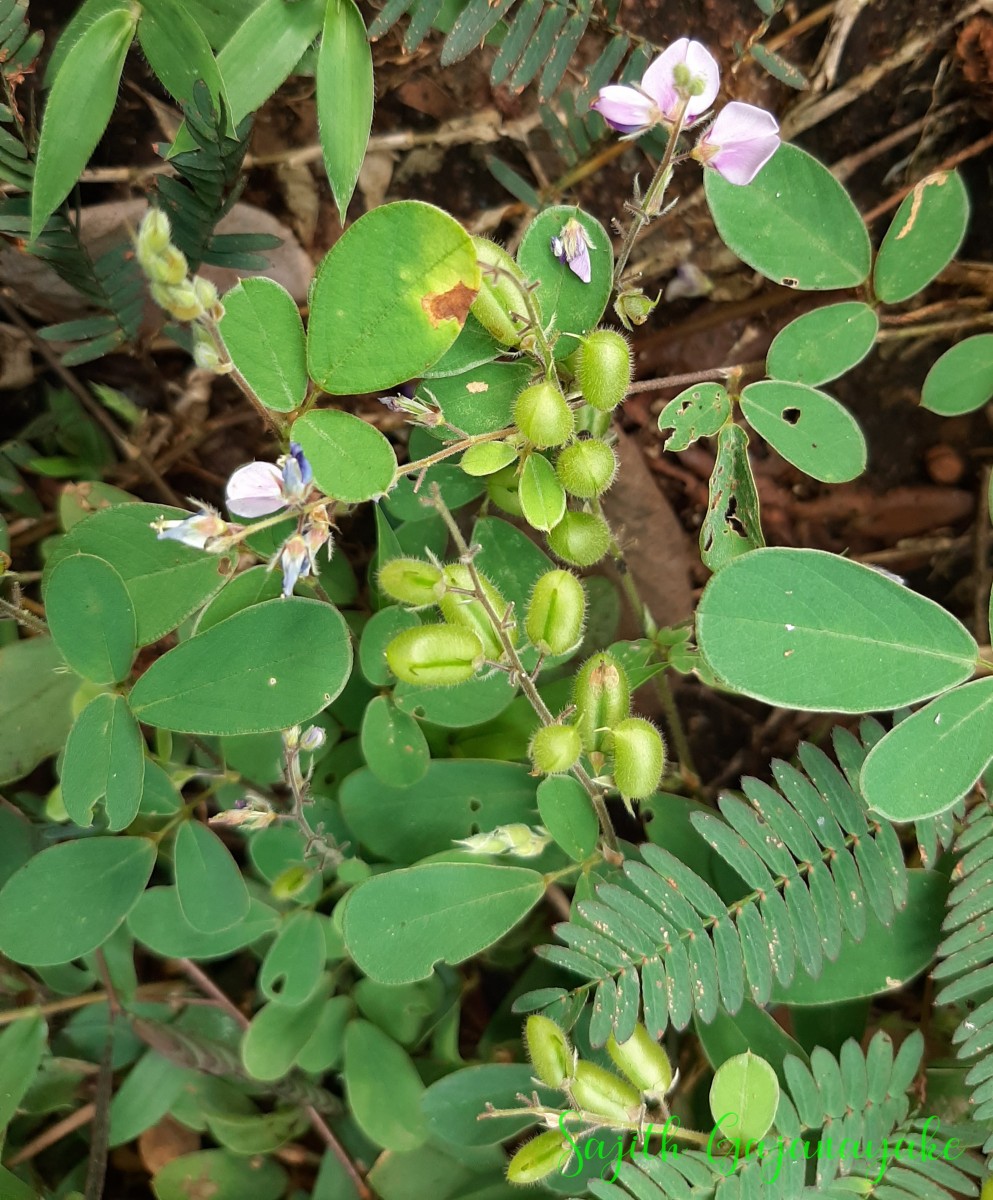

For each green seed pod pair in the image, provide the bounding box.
[506,1129,574,1185]
[525,1015,573,1088]
[385,624,483,686]
[611,717,666,801]
[437,564,514,661]
[471,238,530,346]
[575,329,633,412]
[526,569,586,656]
[570,1060,642,1123]
[547,511,611,567]
[529,724,582,775]
[378,557,443,607]
[606,1024,673,1097]
[514,381,574,450]
[573,652,631,753]
[556,439,617,500]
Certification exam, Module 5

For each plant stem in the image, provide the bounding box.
[0,595,47,635]
[479,1104,712,1148]
[393,425,518,485]
[428,485,620,855]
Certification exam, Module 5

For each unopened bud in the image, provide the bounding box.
[610,717,665,801]
[525,1015,574,1087]
[573,652,631,753]
[569,1060,642,1123]
[555,438,617,499]
[607,1025,673,1096]
[385,624,484,686]
[547,510,610,567]
[613,288,659,331]
[576,329,632,413]
[378,557,443,607]
[506,1130,573,1184]
[192,326,228,373]
[529,724,582,775]
[526,569,586,656]
[514,381,574,450]
[193,275,222,318]
[137,208,171,257]
[271,864,313,900]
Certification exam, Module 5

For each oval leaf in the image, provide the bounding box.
[537,775,598,863]
[129,888,278,961]
[705,143,871,290]
[874,170,970,304]
[137,0,226,109]
[174,820,250,934]
[307,201,480,394]
[62,693,145,830]
[740,380,867,483]
[0,837,155,965]
[152,1150,286,1200]
[260,910,327,1007]
[218,279,308,413]
[709,1051,780,1142]
[658,382,731,452]
[921,334,993,416]
[696,547,977,711]
[766,302,878,387]
[129,598,352,735]
[342,862,545,983]
[862,678,993,821]
[359,695,430,788]
[45,553,136,684]
[241,987,329,1081]
[317,0,373,223]
[0,638,78,786]
[519,452,566,532]
[344,1020,428,1151]
[292,410,397,503]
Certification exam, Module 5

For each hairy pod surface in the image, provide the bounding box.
[546,510,611,567]
[526,569,586,655]
[378,557,444,607]
[470,238,530,346]
[486,462,524,517]
[385,624,484,686]
[437,564,514,660]
[569,1060,642,1122]
[530,724,583,775]
[576,329,633,412]
[607,1025,673,1095]
[514,381,575,450]
[506,1130,573,1184]
[611,716,666,800]
[525,1015,573,1087]
[573,652,631,753]
[555,438,618,499]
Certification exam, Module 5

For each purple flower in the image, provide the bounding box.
[151,507,237,551]
[592,38,720,135]
[225,444,314,518]
[275,534,315,597]
[693,101,780,185]
[551,218,593,284]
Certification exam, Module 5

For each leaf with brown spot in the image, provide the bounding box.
[421,281,477,327]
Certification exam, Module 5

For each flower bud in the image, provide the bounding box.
[471,238,530,346]
[378,558,443,607]
[385,624,484,686]
[607,1025,673,1096]
[613,287,659,331]
[575,329,632,412]
[149,245,189,286]
[506,1130,573,1184]
[530,724,582,775]
[193,275,222,318]
[486,463,524,517]
[192,326,228,373]
[437,564,514,661]
[547,510,610,567]
[569,1060,642,1122]
[525,1015,574,1088]
[610,717,666,801]
[271,864,314,900]
[555,439,617,499]
[526,569,586,655]
[573,652,631,754]
[137,208,171,258]
[514,381,574,450]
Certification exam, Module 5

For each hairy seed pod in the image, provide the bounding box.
[514,382,575,450]
[486,463,524,518]
[378,558,443,608]
[611,717,666,801]
[555,439,618,499]
[471,238,530,346]
[570,1060,642,1123]
[525,1015,573,1088]
[530,724,583,775]
[573,652,631,753]
[385,624,483,686]
[437,564,514,660]
[607,1025,673,1096]
[547,511,610,567]
[526,569,586,655]
[506,1130,574,1185]
[576,329,633,412]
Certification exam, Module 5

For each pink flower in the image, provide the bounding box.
[592,38,720,135]
[551,218,593,283]
[151,507,239,551]
[693,101,780,186]
[225,443,314,518]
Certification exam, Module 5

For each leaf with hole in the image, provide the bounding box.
[260,910,327,1006]
[740,380,867,483]
[658,383,730,452]
[61,694,145,830]
[700,423,764,573]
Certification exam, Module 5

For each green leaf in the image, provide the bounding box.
[749,43,807,89]
[308,201,481,394]
[766,302,878,387]
[519,452,566,532]
[128,598,352,735]
[30,7,138,243]
[174,820,250,934]
[696,1000,808,1087]
[360,695,430,787]
[129,888,278,960]
[317,0,373,223]
[419,360,531,435]
[920,334,993,416]
[393,671,517,729]
[260,910,327,1007]
[705,143,871,290]
[697,547,977,711]
[339,760,539,863]
[109,1051,192,1147]
[344,1020,428,1150]
[342,862,545,983]
[861,678,993,821]
[0,1168,37,1200]
[740,380,867,483]
[874,170,970,304]
[422,312,503,379]
[241,985,329,1080]
[0,637,78,786]
[61,694,145,830]
[770,871,945,1005]
[205,1106,308,1156]
[700,422,764,573]
[657,382,731,452]
[515,206,612,353]
[423,1063,556,1147]
[0,1014,47,1132]
[359,606,421,686]
[45,553,136,684]
[709,1051,780,1142]
[537,775,598,863]
[138,0,226,109]
[0,837,155,966]
[195,565,283,634]
[218,279,308,413]
[45,503,235,646]
[152,1150,287,1200]
[216,0,326,125]
[460,441,519,477]
[292,410,397,503]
